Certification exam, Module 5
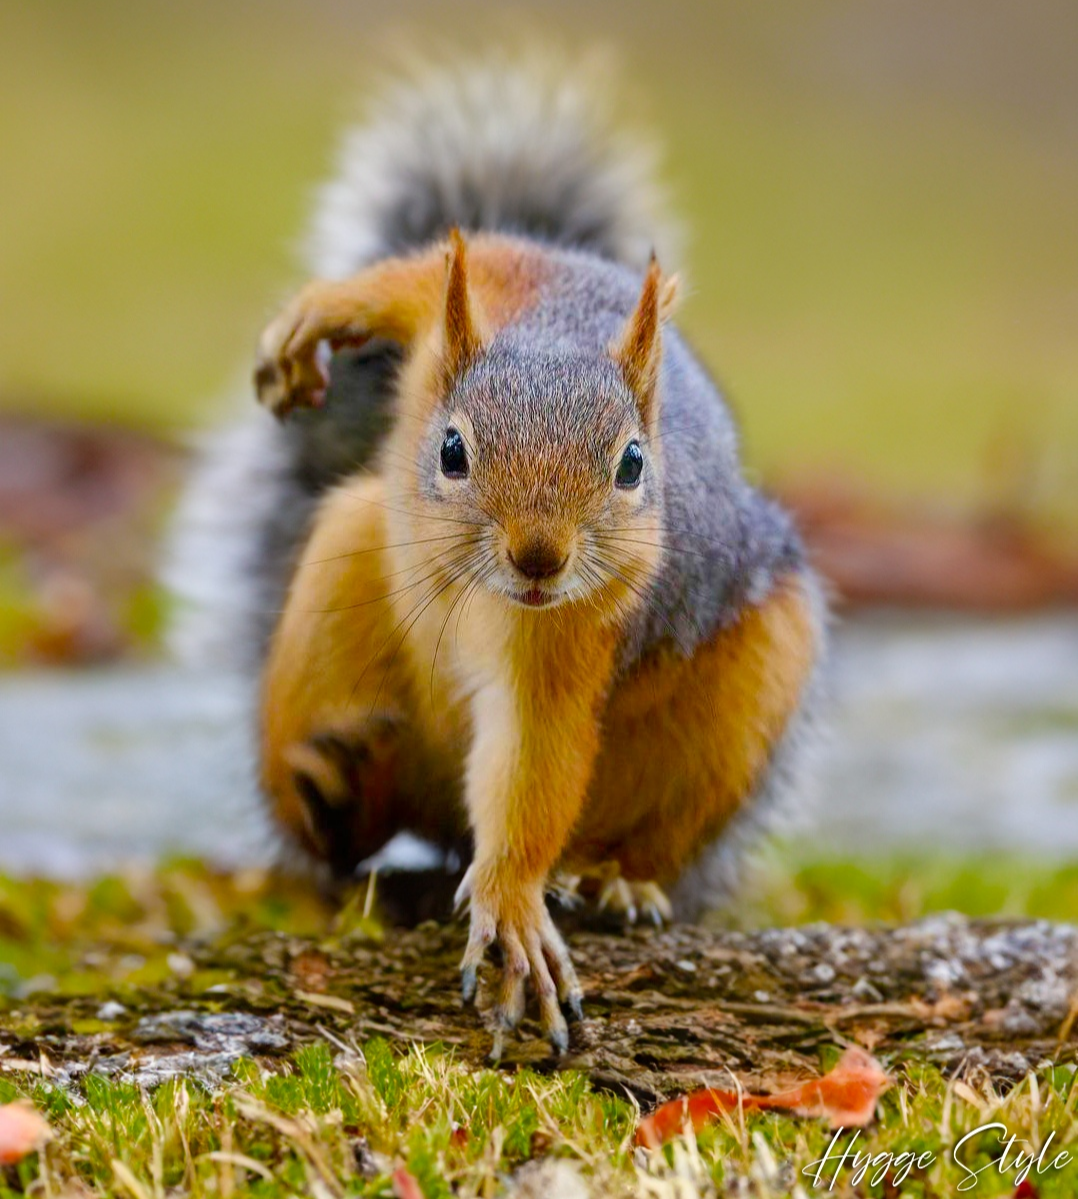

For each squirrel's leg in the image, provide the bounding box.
[253,254,446,417]
[569,571,822,912]
[261,475,461,874]
[253,234,546,417]
[457,618,616,1058]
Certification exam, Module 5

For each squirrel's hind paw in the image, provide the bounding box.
[600,878,674,929]
[561,865,674,929]
[283,718,402,877]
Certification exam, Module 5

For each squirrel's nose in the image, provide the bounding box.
[509,537,567,580]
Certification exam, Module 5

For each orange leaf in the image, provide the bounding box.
[0,1102,52,1165]
[635,1047,890,1148]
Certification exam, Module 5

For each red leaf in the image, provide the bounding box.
[392,1167,425,1199]
[1013,1182,1040,1198]
[635,1047,890,1148]
[0,1102,52,1165]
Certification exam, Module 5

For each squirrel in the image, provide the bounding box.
[167,55,826,1055]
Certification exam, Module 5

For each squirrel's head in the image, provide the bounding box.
[395,232,678,616]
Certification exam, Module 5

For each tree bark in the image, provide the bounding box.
[3,912,1075,1102]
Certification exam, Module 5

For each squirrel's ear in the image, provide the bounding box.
[441,229,484,384]
[613,254,679,429]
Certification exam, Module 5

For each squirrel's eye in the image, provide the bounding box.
[615,440,643,489]
[440,428,468,478]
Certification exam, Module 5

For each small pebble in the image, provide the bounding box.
[852,977,884,1003]
[812,963,836,984]
[675,959,697,973]
[753,990,771,1003]
[96,1001,127,1022]
[167,953,195,978]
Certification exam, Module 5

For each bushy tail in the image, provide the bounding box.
[165,53,678,669]
[306,51,679,278]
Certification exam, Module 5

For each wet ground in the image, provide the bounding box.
[1,614,1076,877]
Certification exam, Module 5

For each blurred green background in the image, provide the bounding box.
[1,0,1076,529]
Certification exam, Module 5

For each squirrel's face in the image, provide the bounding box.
[416,347,664,613]
[387,235,676,619]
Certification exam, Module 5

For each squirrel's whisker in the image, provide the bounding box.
[348,551,480,713]
[301,531,473,567]
[588,550,696,653]
[334,488,490,528]
[367,553,486,718]
[302,538,483,613]
[594,533,715,562]
[429,548,494,699]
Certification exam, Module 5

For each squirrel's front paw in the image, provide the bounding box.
[456,869,583,1061]
[254,281,362,417]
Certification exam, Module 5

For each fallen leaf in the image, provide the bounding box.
[0,1102,52,1164]
[0,1059,57,1076]
[293,990,355,1015]
[910,994,972,1023]
[635,1046,890,1148]
[290,950,334,993]
[392,1168,425,1199]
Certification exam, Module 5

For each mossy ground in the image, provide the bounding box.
[4,1038,1077,1198]
[2,853,1077,1196]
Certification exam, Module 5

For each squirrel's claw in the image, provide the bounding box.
[637,882,675,928]
[253,323,329,418]
[558,863,674,929]
[596,875,674,929]
[461,887,580,1058]
[453,864,475,916]
[254,280,363,417]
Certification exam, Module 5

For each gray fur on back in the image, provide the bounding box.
[165,55,680,669]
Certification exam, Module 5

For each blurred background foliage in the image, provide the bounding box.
[2,0,1076,531]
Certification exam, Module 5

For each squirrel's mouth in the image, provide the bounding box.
[511,587,554,608]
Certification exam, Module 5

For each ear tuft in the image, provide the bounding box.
[443,228,483,383]
[659,272,681,320]
[613,253,675,429]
